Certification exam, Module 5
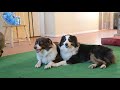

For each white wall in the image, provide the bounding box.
[54,12,99,36]
[32,12,41,36]
[44,12,55,37]
[0,12,100,38]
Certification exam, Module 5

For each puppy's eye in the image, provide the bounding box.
[35,41,38,44]
[39,41,43,45]
[62,38,66,42]
[68,39,72,42]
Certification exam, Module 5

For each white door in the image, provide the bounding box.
[32,12,41,36]
[100,12,114,30]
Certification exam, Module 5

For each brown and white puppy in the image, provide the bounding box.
[0,32,5,57]
[34,37,61,69]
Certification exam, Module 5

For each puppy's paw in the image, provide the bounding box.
[100,64,106,69]
[88,64,97,69]
[44,64,52,69]
[35,63,41,68]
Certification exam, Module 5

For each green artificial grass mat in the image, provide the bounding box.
[0,45,120,78]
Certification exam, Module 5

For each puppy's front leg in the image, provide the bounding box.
[35,60,41,68]
[52,61,67,67]
[35,53,42,68]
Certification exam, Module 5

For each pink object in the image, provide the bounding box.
[101,37,120,46]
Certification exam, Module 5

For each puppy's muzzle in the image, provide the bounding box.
[0,50,3,57]
[34,46,42,53]
[34,46,37,49]
[65,43,69,48]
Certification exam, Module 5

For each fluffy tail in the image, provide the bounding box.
[105,51,115,65]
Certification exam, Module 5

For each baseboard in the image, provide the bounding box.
[45,29,99,37]
[45,34,56,37]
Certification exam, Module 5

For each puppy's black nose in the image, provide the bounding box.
[1,50,3,53]
[65,43,68,46]
[34,46,37,49]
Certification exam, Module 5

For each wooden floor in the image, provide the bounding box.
[2,30,117,56]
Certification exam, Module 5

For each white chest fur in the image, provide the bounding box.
[60,45,79,61]
[36,43,57,64]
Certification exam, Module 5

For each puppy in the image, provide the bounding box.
[52,34,115,69]
[34,37,62,69]
[0,32,5,57]
[52,34,80,67]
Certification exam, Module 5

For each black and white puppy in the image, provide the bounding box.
[34,37,62,69]
[52,34,115,69]
[52,34,80,67]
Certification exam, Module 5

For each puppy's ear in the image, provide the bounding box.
[59,35,65,47]
[35,38,39,44]
[48,38,52,44]
[46,38,53,46]
[71,35,78,47]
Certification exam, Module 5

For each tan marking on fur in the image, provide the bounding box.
[89,53,107,69]
[90,53,99,64]
[96,59,106,65]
